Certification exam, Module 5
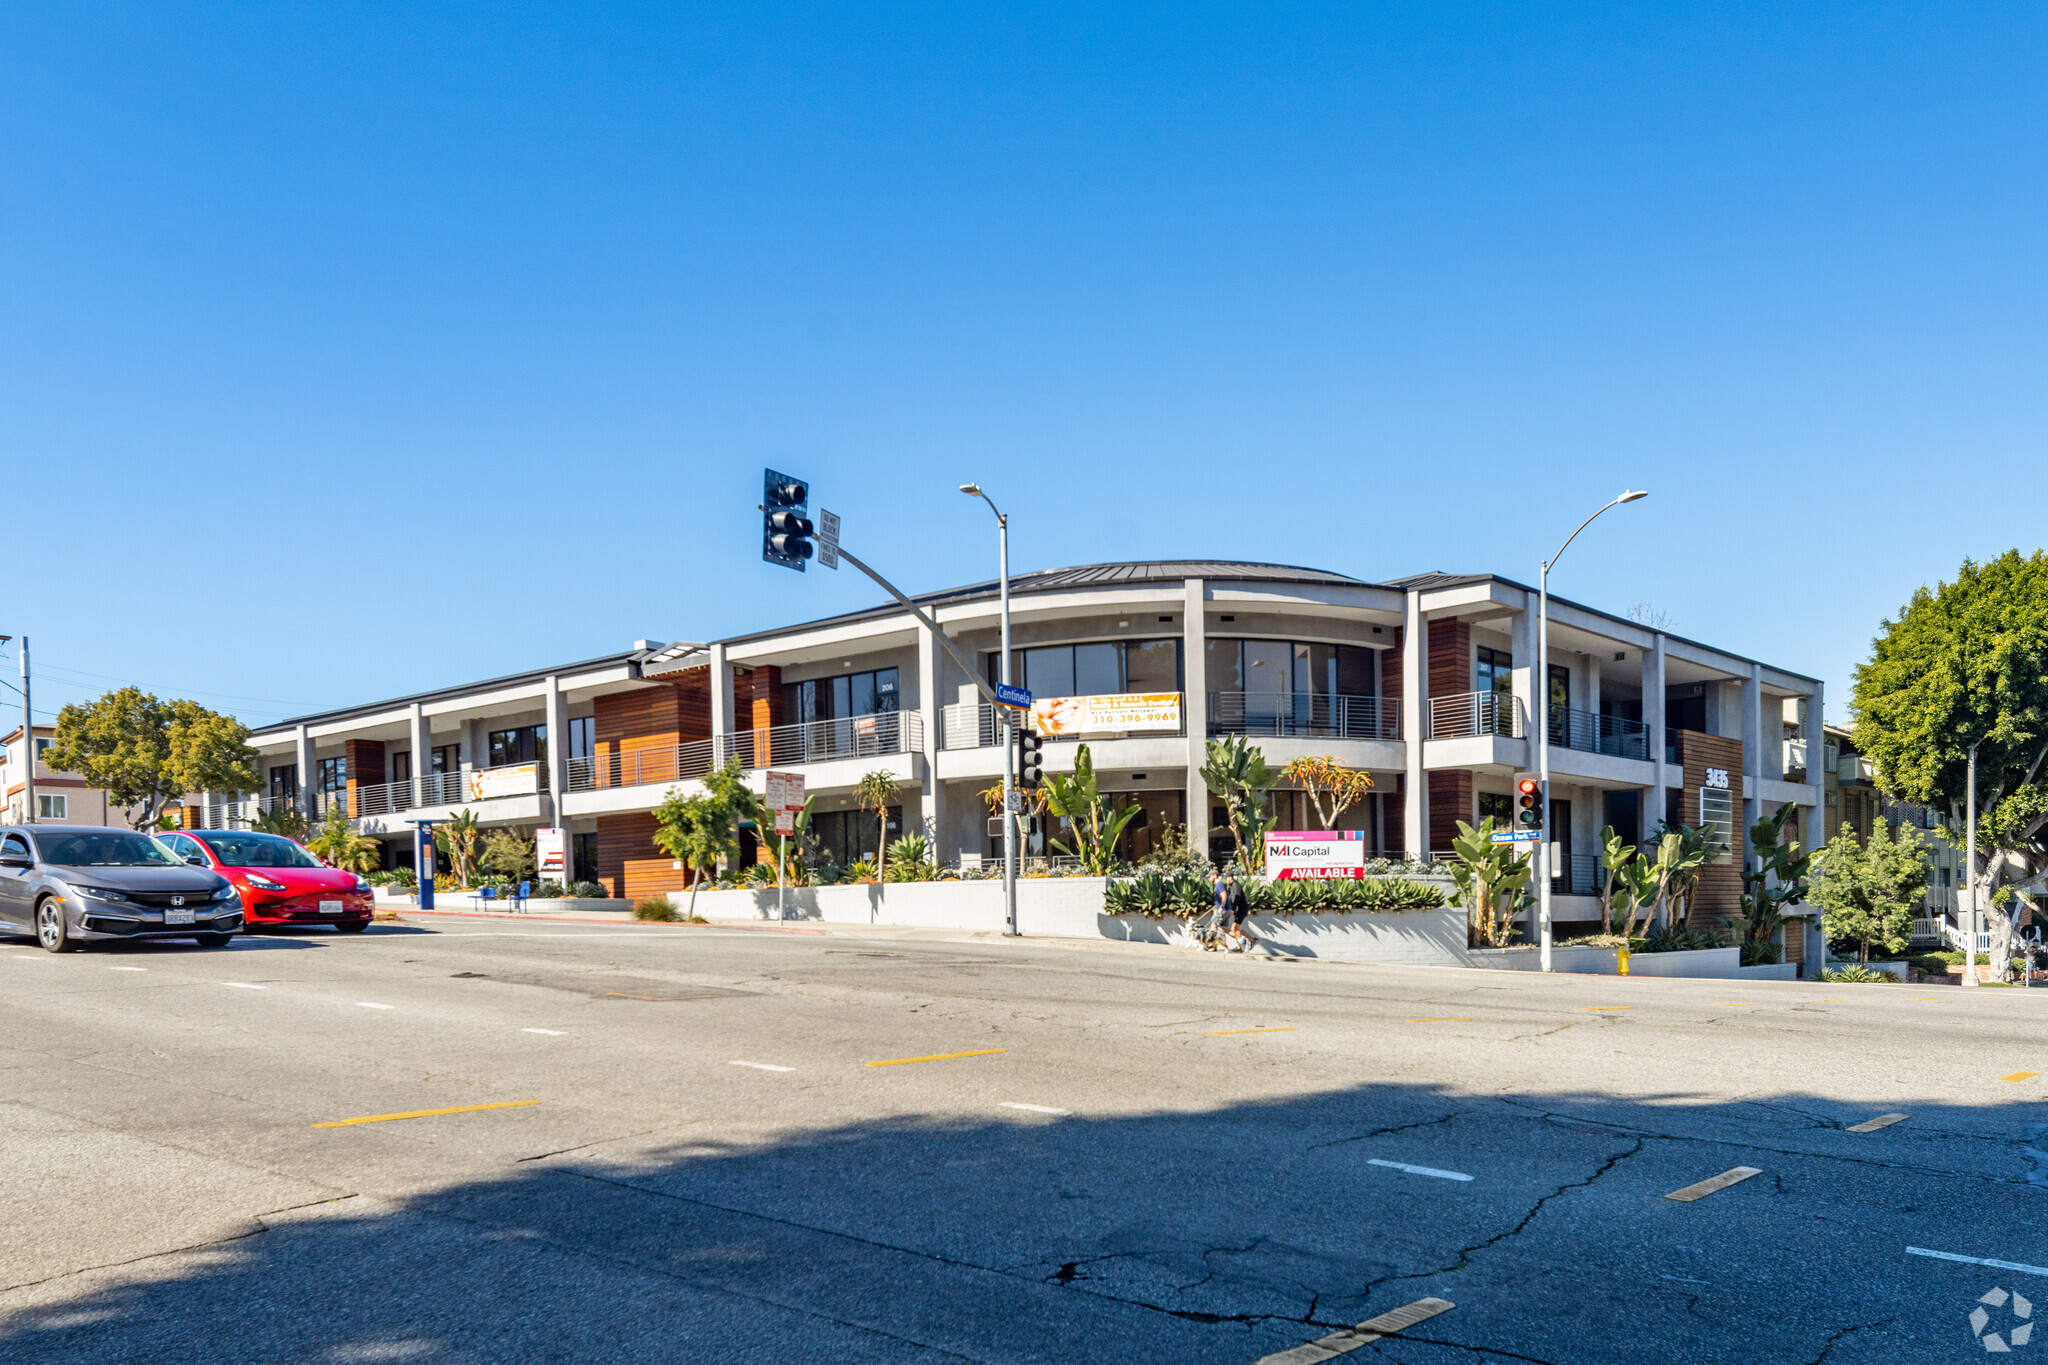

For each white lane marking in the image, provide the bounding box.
[224,982,267,990]
[523,1028,566,1036]
[110,966,147,972]
[355,1002,395,1010]
[1908,1246,2048,1278]
[1000,1103,1070,1116]
[729,1061,794,1072]
[1367,1158,1474,1182]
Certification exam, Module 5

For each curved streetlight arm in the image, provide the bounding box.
[1545,491,1643,575]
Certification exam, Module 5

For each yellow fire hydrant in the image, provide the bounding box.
[1616,946,1631,976]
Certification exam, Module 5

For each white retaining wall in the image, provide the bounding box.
[1468,944,1771,980]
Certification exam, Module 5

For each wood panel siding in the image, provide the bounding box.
[1673,730,1746,935]
[1381,778,1404,854]
[1428,769,1473,856]
[1380,628,1403,709]
[670,666,713,743]
[1427,619,1471,699]
[747,665,784,766]
[343,739,386,818]
[596,811,697,901]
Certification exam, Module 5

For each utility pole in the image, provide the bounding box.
[1964,738,1982,989]
[20,637,33,826]
[962,484,1017,937]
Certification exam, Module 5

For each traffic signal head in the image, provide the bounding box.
[1017,727,1044,789]
[1516,776,1542,828]
[762,468,814,570]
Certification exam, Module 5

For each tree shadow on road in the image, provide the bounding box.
[2,1076,2041,1364]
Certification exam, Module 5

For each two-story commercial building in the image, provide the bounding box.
[214,560,1824,954]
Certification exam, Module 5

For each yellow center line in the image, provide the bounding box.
[1579,1006,1631,1012]
[865,1049,1006,1068]
[1206,1027,1298,1035]
[1405,1018,1470,1023]
[313,1100,539,1129]
[1711,1002,1755,1007]
[2002,1072,2039,1083]
[1805,999,1845,1004]
[1910,995,1943,1000]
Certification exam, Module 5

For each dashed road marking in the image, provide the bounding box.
[1847,1113,1909,1133]
[224,982,267,990]
[313,1100,540,1129]
[1907,1247,2048,1278]
[1579,1006,1631,1012]
[1000,1103,1069,1115]
[1405,1017,1470,1023]
[1666,1166,1763,1202]
[1710,1002,1753,1007]
[2004,1073,2040,1083]
[866,1049,1005,1068]
[1256,1296,1455,1365]
[355,1002,395,1010]
[1910,995,1943,1000]
[730,1061,794,1072]
[1367,1159,1473,1183]
[523,1028,566,1036]
[1207,1027,1297,1035]
[1805,999,1845,1004]
[110,966,147,972]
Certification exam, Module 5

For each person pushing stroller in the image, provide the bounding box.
[1203,868,1253,950]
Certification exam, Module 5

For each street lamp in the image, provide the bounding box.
[1537,489,1648,972]
[961,483,1019,937]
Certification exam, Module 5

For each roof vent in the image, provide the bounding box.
[634,639,666,652]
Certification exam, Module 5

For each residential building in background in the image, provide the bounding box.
[0,724,139,826]
[210,560,1827,963]
[1822,721,1961,941]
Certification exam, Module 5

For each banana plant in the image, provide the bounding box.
[1199,734,1279,873]
[1734,801,1811,951]
[1043,743,1142,874]
[1597,825,1639,935]
[1450,817,1533,947]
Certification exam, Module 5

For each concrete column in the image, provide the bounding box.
[916,620,944,851]
[1182,578,1210,860]
[1742,662,1764,847]
[1582,652,1601,726]
[543,676,569,817]
[293,725,316,818]
[1402,589,1426,860]
[709,643,732,765]
[1510,591,1537,740]
[1646,635,1668,834]
[408,704,430,806]
[1805,681,1826,970]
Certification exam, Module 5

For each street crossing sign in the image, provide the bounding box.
[995,682,1032,709]
[1490,830,1542,844]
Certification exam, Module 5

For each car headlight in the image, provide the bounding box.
[245,874,286,892]
[83,887,131,903]
[211,884,239,901]
[352,876,371,893]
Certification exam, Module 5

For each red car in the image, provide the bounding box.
[166,830,373,933]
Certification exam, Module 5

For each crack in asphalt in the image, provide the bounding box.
[1309,1109,1461,1152]
[0,1194,361,1293]
[1804,1315,1896,1365]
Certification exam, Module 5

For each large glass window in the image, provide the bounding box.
[987,640,1183,698]
[488,725,547,767]
[1476,646,1512,697]
[316,757,345,794]
[269,765,299,801]
[783,668,900,724]
[566,716,595,760]
[1209,640,1378,698]
[809,807,902,867]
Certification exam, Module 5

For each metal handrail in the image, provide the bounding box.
[719,711,925,769]
[566,740,716,792]
[1545,705,1651,760]
[1208,692,1396,740]
[1426,691,1519,740]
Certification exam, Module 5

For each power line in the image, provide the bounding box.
[28,659,334,710]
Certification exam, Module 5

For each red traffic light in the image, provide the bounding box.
[1517,778,1538,797]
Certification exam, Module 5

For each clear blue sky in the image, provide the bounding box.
[3,4,2042,728]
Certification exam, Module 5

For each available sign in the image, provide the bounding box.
[535,827,567,876]
[1029,692,1182,737]
[1263,830,1366,880]
[468,763,539,800]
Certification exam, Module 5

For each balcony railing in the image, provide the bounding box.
[1553,852,1601,897]
[718,711,924,769]
[1208,692,1396,741]
[1545,706,1651,760]
[939,698,1185,749]
[567,740,716,793]
[1427,691,1519,740]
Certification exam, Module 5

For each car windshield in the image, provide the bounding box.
[36,832,183,868]
[199,834,324,869]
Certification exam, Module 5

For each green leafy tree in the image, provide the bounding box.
[1852,551,2048,982]
[481,826,539,884]
[1042,743,1144,874]
[1200,734,1279,872]
[653,784,737,918]
[306,803,382,874]
[1813,820,1929,965]
[44,687,258,831]
[1450,817,1533,947]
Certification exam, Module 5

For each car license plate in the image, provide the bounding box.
[164,909,195,926]
[319,900,344,914]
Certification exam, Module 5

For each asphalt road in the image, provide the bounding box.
[2,914,2044,1364]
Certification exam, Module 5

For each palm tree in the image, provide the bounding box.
[853,771,898,872]
[307,803,381,874]
[434,808,484,888]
